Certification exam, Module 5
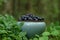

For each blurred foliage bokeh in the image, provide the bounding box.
[0,0,60,24]
[0,0,60,40]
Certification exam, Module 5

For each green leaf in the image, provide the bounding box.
[42,32,50,36]
[17,22,24,30]
[2,37,7,40]
[29,39,33,40]
[33,38,38,40]
[9,34,16,38]
[55,26,60,30]
[18,32,26,37]
[39,37,48,40]
[35,34,40,37]
[23,36,28,40]
[0,30,7,34]
[51,30,59,36]
[2,37,12,40]
[0,24,5,29]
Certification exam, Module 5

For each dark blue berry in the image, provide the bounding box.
[26,14,33,17]
[19,14,44,21]
[33,17,38,21]
[28,17,33,21]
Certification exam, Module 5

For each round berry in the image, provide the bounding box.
[33,17,38,21]
[26,14,33,17]
[28,17,33,21]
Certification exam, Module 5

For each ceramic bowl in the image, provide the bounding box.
[17,22,46,38]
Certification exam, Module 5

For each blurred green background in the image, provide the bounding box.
[0,0,60,24]
[0,0,60,40]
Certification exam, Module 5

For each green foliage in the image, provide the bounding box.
[42,32,50,36]
[0,0,3,5]
[0,0,59,22]
[0,14,60,40]
[51,30,59,36]
[0,14,27,40]
[33,38,38,40]
[30,22,60,40]
[39,37,48,40]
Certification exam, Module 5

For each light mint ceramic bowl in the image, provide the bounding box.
[17,22,46,38]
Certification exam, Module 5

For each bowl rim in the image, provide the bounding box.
[18,21,45,22]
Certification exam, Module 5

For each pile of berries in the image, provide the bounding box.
[18,14,44,22]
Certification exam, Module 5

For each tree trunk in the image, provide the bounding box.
[3,0,13,14]
[12,0,21,18]
[58,0,60,24]
[25,0,32,13]
[17,0,21,13]
[36,0,43,14]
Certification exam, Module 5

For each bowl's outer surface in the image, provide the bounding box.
[17,22,46,38]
